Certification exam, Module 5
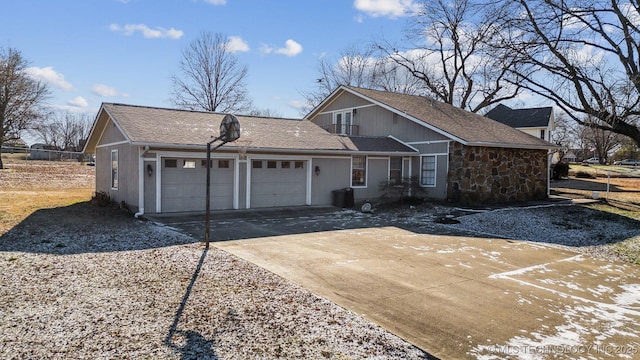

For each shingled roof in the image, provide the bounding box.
[84,103,416,155]
[312,86,555,150]
[485,104,553,128]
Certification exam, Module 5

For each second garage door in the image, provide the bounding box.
[250,159,307,208]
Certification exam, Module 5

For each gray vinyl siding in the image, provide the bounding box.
[143,160,157,213]
[311,157,351,205]
[419,154,448,200]
[411,142,449,154]
[312,97,450,143]
[95,143,139,210]
[324,91,372,110]
[352,158,388,202]
[101,119,127,144]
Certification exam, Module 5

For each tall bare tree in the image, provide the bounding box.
[581,116,621,164]
[375,0,526,113]
[31,111,92,151]
[301,44,424,115]
[170,32,252,113]
[503,0,640,146]
[0,47,50,169]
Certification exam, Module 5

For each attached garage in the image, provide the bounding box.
[161,157,235,212]
[250,159,308,208]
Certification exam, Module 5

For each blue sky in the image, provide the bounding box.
[3,0,414,121]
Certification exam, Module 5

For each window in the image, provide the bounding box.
[352,155,367,187]
[389,157,402,185]
[218,160,229,168]
[421,156,436,186]
[294,161,304,169]
[252,160,263,168]
[165,159,177,168]
[111,150,118,190]
[183,160,196,169]
[201,160,212,168]
[267,161,277,168]
[540,129,546,140]
[281,161,290,169]
[334,111,352,135]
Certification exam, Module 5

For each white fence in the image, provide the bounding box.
[1,146,92,162]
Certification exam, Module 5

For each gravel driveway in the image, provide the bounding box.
[2,197,639,359]
[0,203,432,359]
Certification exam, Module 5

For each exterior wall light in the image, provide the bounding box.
[146,164,153,177]
[315,165,320,175]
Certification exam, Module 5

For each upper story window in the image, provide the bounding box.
[334,111,353,135]
[540,129,546,140]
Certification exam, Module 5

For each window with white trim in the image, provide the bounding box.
[389,157,402,185]
[334,111,353,135]
[420,155,436,187]
[111,149,118,190]
[352,155,367,187]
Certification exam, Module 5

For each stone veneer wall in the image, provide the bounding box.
[447,142,548,205]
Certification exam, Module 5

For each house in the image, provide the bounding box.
[308,87,556,205]
[83,86,556,215]
[485,104,554,142]
[29,143,59,160]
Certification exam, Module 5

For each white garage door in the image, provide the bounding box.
[161,158,234,213]
[250,159,307,208]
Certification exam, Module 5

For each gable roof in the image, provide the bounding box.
[83,103,417,155]
[485,104,553,128]
[307,86,555,150]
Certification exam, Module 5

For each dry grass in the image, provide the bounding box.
[0,159,94,235]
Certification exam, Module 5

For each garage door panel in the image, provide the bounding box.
[161,158,234,212]
[250,160,307,208]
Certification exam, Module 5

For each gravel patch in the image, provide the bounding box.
[445,202,640,261]
[0,203,432,359]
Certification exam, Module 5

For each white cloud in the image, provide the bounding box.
[91,84,128,97]
[288,100,307,110]
[67,96,88,108]
[224,36,250,53]
[25,66,73,90]
[204,0,226,4]
[109,23,183,39]
[275,39,303,57]
[354,0,421,18]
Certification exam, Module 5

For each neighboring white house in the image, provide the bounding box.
[486,104,555,142]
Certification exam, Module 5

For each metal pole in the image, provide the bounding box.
[205,142,211,248]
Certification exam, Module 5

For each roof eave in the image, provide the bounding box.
[464,141,559,150]
[132,141,418,156]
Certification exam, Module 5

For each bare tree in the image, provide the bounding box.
[375,0,526,113]
[301,44,424,115]
[581,116,621,164]
[503,0,640,146]
[31,111,92,151]
[0,47,50,169]
[170,32,252,113]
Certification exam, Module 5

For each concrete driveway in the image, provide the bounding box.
[156,209,640,359]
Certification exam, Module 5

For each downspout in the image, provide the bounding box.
[134,146,149,218]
